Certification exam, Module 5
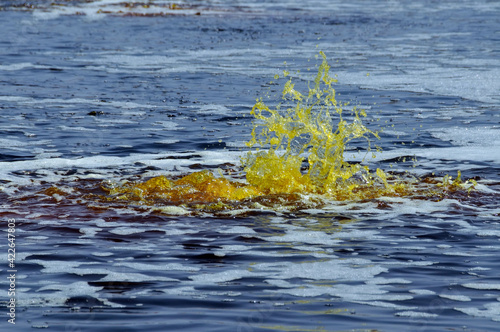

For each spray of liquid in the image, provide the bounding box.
[242,51,405,200]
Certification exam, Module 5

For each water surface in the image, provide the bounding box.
[1,1,500,331]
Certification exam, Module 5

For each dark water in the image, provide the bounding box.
[1,1,500,331]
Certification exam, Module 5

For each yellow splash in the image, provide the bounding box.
[95,52,476,213]
[242,51,405,200]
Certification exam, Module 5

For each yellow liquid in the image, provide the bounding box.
[96,52,475,214]
[243,51,393,199]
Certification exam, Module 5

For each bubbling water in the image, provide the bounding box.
[95,52,476,214]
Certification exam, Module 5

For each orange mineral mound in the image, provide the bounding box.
[103,170,262,204]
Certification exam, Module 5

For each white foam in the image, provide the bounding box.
[455,303,500,322]
[468,267,491,271]
[319,197,459,221]
[264,279,295,288]
[57,125,96,132]
[107,244,157,252]
[383,260,435,267]
[477,230,500,238]
[439,294,471,302]
[0,150,242,187]
[25,213,44,219]
[366,278,412,285]
[395,311,438,318]
[334,54,500,104]
[443,251,476,257]
[155,205,191,215]
[24,236,49,241]
[0,95,158,110]
[269,283,414,305]
[189,269,253,283]
[193,104,237,116]
[0,63,52,71]
[350,300,416,310]
[27,256,184,284]
[91,252,113,257]
[29,0,257,20]
[150,120,181,130]
[108,227,148,235]
[225,140,249,148]
[37,281,102,294]
[253,258,387,281]
[115,262,200,272]
[0,138,30,149]
[409,289,436,295]
[218,226,257,235]
[17,252,50,261]
[28,259,100,274]
[79,227,102,238]
[98,272,178,283]
[462,283,500,291]
[16,281,122,307]
[430,127,500,147]
[218,245,251,252]
[260,230,343,246]
[155,139,180,145]
[398,246,426,251]
[373,146,500,172]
